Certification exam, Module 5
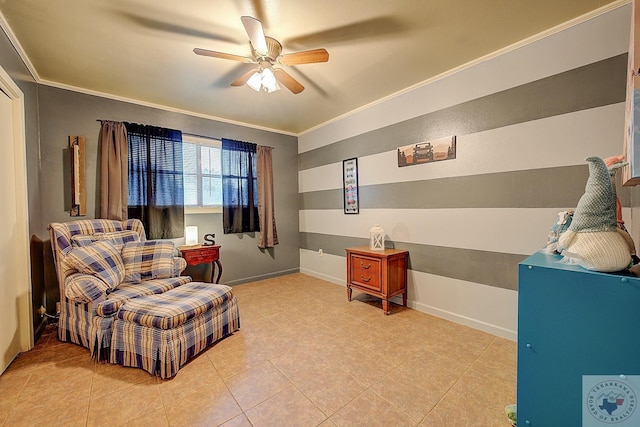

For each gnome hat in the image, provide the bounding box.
[568,157,617,233]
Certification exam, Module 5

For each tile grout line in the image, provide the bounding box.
[416,335,498,425]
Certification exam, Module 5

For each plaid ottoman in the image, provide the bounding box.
[110,282,240,378]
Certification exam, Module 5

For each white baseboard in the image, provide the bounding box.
[299,268,344,286]
[410,300,517,341]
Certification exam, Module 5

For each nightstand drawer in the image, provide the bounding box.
[350,255,381,291]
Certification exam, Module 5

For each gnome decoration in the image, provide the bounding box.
[556,156,632,272]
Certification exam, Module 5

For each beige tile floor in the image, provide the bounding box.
[0,273,516,427]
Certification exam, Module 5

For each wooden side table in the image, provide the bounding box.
[178,244,222,284]
[346,246,408,315]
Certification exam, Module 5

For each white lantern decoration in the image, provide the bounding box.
[185,226,199,246]
[369,225,385,250]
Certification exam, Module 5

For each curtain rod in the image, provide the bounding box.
[184,132,275,150]
[96,122,274,149]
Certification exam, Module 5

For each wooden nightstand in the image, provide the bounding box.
[346,246,409,315]
[178,244,222,284]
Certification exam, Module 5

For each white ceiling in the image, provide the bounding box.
[0,0,621,135]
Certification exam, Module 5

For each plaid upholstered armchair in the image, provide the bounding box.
[48,218,240,377]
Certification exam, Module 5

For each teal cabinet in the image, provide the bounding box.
[517,251,640,426]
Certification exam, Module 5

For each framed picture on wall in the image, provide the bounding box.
[343,158,359,214]
[397,135,456,167]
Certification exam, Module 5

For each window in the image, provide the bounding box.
[126,122,184,239]
[182,134,222,213]
[221,138,259,233]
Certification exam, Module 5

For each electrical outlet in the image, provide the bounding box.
[318,249,323,256]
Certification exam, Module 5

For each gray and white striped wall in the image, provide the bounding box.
[298,3,638,341]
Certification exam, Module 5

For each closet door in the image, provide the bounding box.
[0,88,21,373]
[0,66,31,374]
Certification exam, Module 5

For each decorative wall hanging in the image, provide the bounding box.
[397,135,456,167]
[69,135,86,216]
[623,0,640,186]
[343,158,359,214]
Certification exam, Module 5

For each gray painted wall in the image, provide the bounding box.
[37,85,300,286]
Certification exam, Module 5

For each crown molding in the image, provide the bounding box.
[37,78,297,137]
[0,9,39,82]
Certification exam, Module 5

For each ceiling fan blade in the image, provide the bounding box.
[285,16,405,47]
[193,48,254,63]
[274,69,304,94]
[231,70,257,87]
[279,49,329,66]
[115,11,239,44]
[241,16,269,55]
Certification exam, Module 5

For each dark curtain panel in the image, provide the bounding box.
[99,120,128,220]
[257,145,278,248]
[126,122,184,239]
[221,138,259,234]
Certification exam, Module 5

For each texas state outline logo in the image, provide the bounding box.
[586,380,637,424]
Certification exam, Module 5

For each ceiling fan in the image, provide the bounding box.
[194,16,329,94]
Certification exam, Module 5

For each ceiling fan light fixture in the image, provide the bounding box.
[261,68,280,93]
[246,68,281,93]
[246,71,262,92]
